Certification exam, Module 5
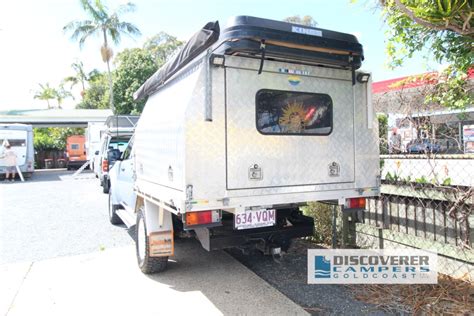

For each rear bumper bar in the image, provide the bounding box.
[194,213,314,251]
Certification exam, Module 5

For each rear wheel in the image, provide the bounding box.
[108,190,123,225]
[103,177,110,193]
[136,208,168,274]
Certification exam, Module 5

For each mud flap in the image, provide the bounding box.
[144,200,174,257]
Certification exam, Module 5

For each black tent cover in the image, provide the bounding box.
[133,21,220,101]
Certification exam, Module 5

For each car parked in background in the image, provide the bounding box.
[66,135,87,170]
[93,115,138,192]
[97,133,132,193]
[407,139,441,154]
[108,135,135,225]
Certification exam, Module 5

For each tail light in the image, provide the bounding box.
[102,159,108,172]
[346,197,366,209]
[185,210,220,227]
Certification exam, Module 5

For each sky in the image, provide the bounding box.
[0,0,442,111]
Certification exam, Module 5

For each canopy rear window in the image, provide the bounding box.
[0,139,26,147]
[256,90,333,135]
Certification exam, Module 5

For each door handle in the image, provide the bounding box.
[121,168,126,171]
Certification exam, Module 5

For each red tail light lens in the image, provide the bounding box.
[185,210,220,227]
[347,197,366,209]
[102,159,108,172]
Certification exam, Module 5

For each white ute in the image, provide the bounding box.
[109,16,380,274]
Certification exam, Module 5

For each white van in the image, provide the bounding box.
[0,124,34,178]
[85,122,106,172]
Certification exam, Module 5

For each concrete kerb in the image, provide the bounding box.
[1,242,308,316]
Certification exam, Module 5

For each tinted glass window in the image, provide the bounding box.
[1,139,26,147]
[122,136,134,160]
[71,144,79,150]
[256,90,332,135]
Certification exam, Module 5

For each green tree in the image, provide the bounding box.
[143,32,184,66]
[377,114,389,154]
[379,0,473,110]
[113,48,157,114]
[283,15,318,27]
[33,83,56,109]
[76,72,110,109]
[64,0,141,112]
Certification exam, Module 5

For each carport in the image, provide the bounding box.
[0,109,112,127]
[0,109,113,171]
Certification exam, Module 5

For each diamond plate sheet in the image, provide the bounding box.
[226,66,355,189]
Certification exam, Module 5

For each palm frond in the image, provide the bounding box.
[108,27,121,45]
[79,0,104,22]
[64,20,96,41]
[78,26,98,48]
[115,2,137,15]
[117,22,141,37]
[63,76,79,89]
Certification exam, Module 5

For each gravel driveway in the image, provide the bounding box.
[0,169,133,265]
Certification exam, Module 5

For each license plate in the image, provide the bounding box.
[234,208,276,230]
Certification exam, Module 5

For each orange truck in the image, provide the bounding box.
[66,135,87,170]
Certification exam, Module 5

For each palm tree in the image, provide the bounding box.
[54,84,74,109]
[34,83,57,109]
[63,0,141,112]
[63,60,100,98]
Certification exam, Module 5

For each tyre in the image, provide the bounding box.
[108,190,123,225]
[102,177,110,193]
[136,208,168,274]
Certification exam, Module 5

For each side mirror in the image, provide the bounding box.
[94,151,99,155]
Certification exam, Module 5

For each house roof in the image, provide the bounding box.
[373,68,474,94]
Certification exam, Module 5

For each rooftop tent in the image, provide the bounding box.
[215,16,364,70]
[134,16,364,100]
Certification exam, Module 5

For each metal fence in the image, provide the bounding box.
[354,130,474,279]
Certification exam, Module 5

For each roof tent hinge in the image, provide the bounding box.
[204,49,213,122]
[351,66,356,86]
[257,39,266,75]
[349,52,356,86]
